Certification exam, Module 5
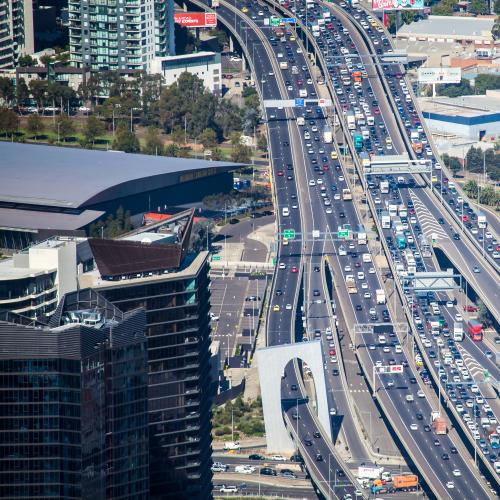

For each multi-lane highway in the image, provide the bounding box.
[204,0,499,496]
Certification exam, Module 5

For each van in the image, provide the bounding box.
[406,395,414,402]
[362,253,372,263]
[282,207,289,217]
[299,89,308,98]
[224,441,240,451]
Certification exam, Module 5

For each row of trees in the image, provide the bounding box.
[431,0,491,15]
[436,74,500,98]
[462,180,499,207]
[442,146,500,182]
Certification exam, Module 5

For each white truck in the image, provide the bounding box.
[347,111,356,130]
[346,275,357,294]
[297,116,305,126]
[356,225,367,245]
[224,441,240,451]
[453,322,464,342]
[381,211,391,229]
[478,212,487,229]
[279,61,288,70]
[357,466,384,480]
[380,180,389,194]
[323,126,333,143]
[376,289,386,305]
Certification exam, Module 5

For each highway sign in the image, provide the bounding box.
[270,17,281,26]
[294,98,305,107]
[212,255,221,261]
[282,17,297,23]
[389,365,404,373]
[338,228,349,239]
[283,229,296,239]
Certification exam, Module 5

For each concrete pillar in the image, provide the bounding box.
[229,36,234,53]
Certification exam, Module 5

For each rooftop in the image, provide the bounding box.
[0,142,240,210]
[397,15,495,40]
[419,94,500,116]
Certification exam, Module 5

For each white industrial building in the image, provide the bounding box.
[419,91,500,141]
[151,51,222,93]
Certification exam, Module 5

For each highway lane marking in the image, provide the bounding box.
[409,190,448,240]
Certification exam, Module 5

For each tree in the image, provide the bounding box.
[436,79,472,98]
[16,78,29,106]
[462,180,479,199]
[495,0,500,14]
[401,11,416,24]
[465,146,485,173]
[17,54,36,67]
[39,54,54,66]
[474,74,500,94]
[26,114,44,139]
[432,0,455,15]
[442,153,462,176]
[164,143,180,157]
[198,127,218,150]
[257,133,267,151]
[231,143,251,163]
[142,126,164,155]
[494,18,500,40]
[0,108,19,137]
[0,77,15,106]
[477,300,493,327]
[469,0,488,14]
[54,114,75,142]
[29,80,48,109]
[112,122,140,153]
[83,115,105,147]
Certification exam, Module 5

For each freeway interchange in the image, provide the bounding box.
[205,0,500,497]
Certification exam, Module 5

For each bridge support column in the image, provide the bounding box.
[229,35,234,53]
[257,340,330,453]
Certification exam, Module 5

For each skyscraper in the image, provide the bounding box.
[0,0,34,69]
[68,0,175,72]
[0,288,150,499]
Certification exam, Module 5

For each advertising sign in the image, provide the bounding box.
[417,67,462,84]
[174,12,217,28]
[372,0,423,10]
[389,365,404,373]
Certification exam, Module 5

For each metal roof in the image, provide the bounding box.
[0,143,240,209]
[397,15,495,40]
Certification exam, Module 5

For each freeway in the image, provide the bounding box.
[206,1,362,497]
[251,0,498,496]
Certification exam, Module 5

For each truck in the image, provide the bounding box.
[352,70,362,83]
[410,129,420,141]
[381,211,391,229]
[453,322,464,342]
[357,466,383,480]
[441,349,453,365]
[346,275,357,294]
[398,204,407,217]
[323,126,333,144]
[388,203,398,216]
[342,188,352,201]
[428,317,441,334]
[467,319,483,341]
[297,116,305,126]
[224,441,240,451]
[489,431,500,449]
[478,212,487,229]
[380,180,389,194]
[279,61,288,70]
[412,141,423,154]
[376,289,386,305]
[356,225,367,245]
[291,65,299,75]
[371,474,418,494]
[346,111,356,130]
[360,152,371,168]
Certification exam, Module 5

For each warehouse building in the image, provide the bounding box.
[419,92,500,140]
[0,143,239,249]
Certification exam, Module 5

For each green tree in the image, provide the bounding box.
[0,77,15,105]
[474,74,500,94]
[83,115,105,146]
[477,300,493,327]
[469,0,488,14]
[26,113,44,139]
[436,79,472,98]
[257,133,267,151]
[401,11,416,24]
[16,78,30,106]
[112,122,140,153]
[164,143,180,157]
[29,80,48,109]
[432,0,455,15]
[17,54,36,67]
[493,17,500,40]
[54,114,75,142]
[442,153,462,176]
[142,126,164,155]
[198,127,218,150]
[465,146,485,173]
[462,180,479,199]
[0,108,19,137]
[231,143,251,163]
[40,54,54,66]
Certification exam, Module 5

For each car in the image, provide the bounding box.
[416,413,423,420]
[281,470,297,479]
[424,424,431,432]
[271,455,286,461]
[410,423,418,431]
[235,465,255,474]
[330,407,337,415]
[452,469,461,477]
[446,481,455,489]
[219,485,238,493]
[316,453,323,462]
[249,454,265,460]
[434,439,440,446]
[291,266,298,273]
[260,467,277,476]
[442,453,449,460]
[304,439,313,446]
[473,266,481,273]
[450,446,458,454]
[212,462,228,472]
[291,384,298,391]
[273,305,280,312]
[313,431,321,438]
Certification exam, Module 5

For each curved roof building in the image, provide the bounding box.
[0,142,239,248]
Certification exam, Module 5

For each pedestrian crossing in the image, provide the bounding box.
[408,190,448,241]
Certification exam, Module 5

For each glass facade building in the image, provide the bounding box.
[92,252,214,500]
[0,289,149,499]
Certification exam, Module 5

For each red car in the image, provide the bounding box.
[322,165,329,171]
[277,170,284,177]
[463,305,478,312]
[291,266,298,273]
[462,215,469,222]
[329,349,336,356]
[373,107,380,115]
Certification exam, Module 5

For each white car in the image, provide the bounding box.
[210,312,220,321]
[286,303,292,310]
[363,292,371,299]
[317,178,323,184]
[279,262,286,269]
[361,282,368,289]
[410,423,418,431]
[309,179,316,187]
[368,267,375,274]
[446,301,454,308]
[452,469,461,477]
[446,481,455,489]
[330,407,337,415]
[417,390,425,398]
[271,455,286,461]
[455,313,463,322]
[235,465,255,474]
[485,231,493,239]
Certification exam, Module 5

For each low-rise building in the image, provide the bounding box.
[151,51,222,93]
[16,64,91,91]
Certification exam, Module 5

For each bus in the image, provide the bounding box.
[353,133,363,151]
[342,188,352,201]
[396,232,406,249]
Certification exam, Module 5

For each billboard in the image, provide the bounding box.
[418,67,462,84]
[372,0,423,10]
[174,12,217,28]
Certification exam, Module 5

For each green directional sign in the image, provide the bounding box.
[212,255,221,261]
[338,228,349,239]
[485,370,489,381]
[270,16,281,26]
[283,229,296,239]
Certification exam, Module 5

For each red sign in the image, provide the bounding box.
[174,12,217,28]
[389,365,404,373]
